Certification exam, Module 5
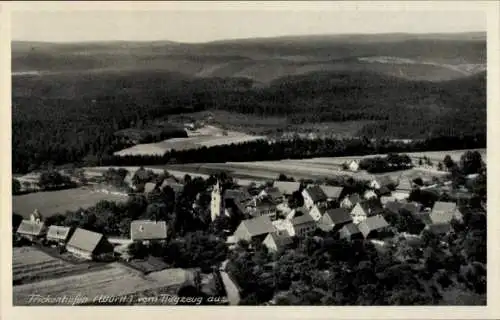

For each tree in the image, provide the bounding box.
[443,155,455,170]
[12,178,21,194]
[460,151,484,175]
[38,170,71,189]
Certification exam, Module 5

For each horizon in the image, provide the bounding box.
[12,9,486,43]
[11,30,488,45]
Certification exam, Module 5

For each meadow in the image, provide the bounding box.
[12,188,129,218]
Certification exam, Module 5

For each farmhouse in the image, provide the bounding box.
[16,220,47,242]
[290,213,317,237]
[380,196,397,206]
[247,197,278,220]
[347,160,360,172]
[350,200,384,225]
[273,181,301,196]
[317,208,353,232]
[340,193,362,209]
[339,223,363,241]
[319,185,344,202]
[259,187,284,203]
[428,201,464,231]
[357,215,392,239]
[369,176,398,190]
[262,231,293,253]
[363,190,378,200]
[302,185,328,210]
[130,220,168,242]
[144,182,157,194]
[66,228,114,261]
[233,216,276,243]
[46,225,73,245]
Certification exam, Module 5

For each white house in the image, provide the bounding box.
[348,160,360,172]
[301,185,328,210]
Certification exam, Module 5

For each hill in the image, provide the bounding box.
[12,32,486,83]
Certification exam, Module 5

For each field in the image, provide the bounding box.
[12,247,107,285]
[165,149,486,181]
[113,125,266,156]
[12,187,128,218]
[13,262,194,305]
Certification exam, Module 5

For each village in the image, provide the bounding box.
[11,149,486,305]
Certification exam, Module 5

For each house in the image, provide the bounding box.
[347,160,360,172]
[262,230,293,253]
[290,213,317,237]
[339,223,363,241]
[317,208,353,232]
[144,182,157,194]
[258,187,284,203]
[274,181,301,196]
[66,228,114,261]
[308,204,326,221]
[429,201,463,226]
[357,215,392,239]
[395,178,413,193]
[385,201,405,215]
[302,185,328,210]
[233,216,276,243]
[369,176,398,190]
[375,185,392,197]
[16,220,47,242]
[363,190,378,200]
[391,191,411,201]
[350,200,384,224]
[130,220,168,242]
[285,206,309,220]
[46,225,73,245]
[319,185,344,202]
[247,197,278,220]
[340,193,362,209]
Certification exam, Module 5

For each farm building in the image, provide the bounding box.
[340,193,362,209]
[16,220,47,242]
[273,181,301,196]
[319,185,344,202]
[363,190,378,200]
[429,201,463,227]
[258,187,285,203]
[339,223,363,241]
[247,197,279,220]
[66,228,114,261]
[290,213,317,237]
[380,196,397,206]
[144,182,157,194]
[317,208,353,232]
[46,225,73,245]
[347,160,360,172]
[302,185,328,210]
[262,231,293,253]
[357,215,392,239]
[350,200,384,225]
[233,216,276,243]
[130,220,168,242]
[308,204,327,221]
[369,176,398,190]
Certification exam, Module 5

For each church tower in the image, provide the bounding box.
[210,180,224,222]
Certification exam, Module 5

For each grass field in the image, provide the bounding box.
[113,125,266,157]
[164,149,486,181]
[12,247,107,285]
[13,263,194,305]
[12,187,128,218]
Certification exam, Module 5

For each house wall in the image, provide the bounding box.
[301,190,315,210]
[233,225,251,243]
[309,206,323,221]
[351,204,368,225]
[262,236,278,253]
[294,223,316,237]
[66,246,93,260]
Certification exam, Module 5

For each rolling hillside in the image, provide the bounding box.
[12,32,486,83]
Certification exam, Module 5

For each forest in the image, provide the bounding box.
[12,70,486,173]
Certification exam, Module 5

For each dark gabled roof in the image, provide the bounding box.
[17,220,46,236]
[241,216,276,237]
[47,225,72,241]
[319,185,344,200]
[375,175,397,187]
[266,231,293,249]
[304,185,328,203]
[263,187,284,200]
[225,189,251,201]
[66,228,106,254]
[322,208,352,225]
[292,213,316,226]
[377,185,392,196]
[357,200,384,216]
[130,220,168,241]
[401,202,422,215]
[339,223,362,238]
[344,193,362,205]
[358,215,390,238]
[385,201,404,214]
[273,181,301,195]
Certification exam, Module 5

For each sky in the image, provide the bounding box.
[10,2,487,43]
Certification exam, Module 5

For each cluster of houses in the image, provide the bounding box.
[14,209,169,262]
[212,175,475,253]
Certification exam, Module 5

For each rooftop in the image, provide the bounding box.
[304,185,328,203]
[66,228,106,253]
[130,220,168,241]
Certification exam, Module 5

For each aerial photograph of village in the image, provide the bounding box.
[10,4,487,307]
